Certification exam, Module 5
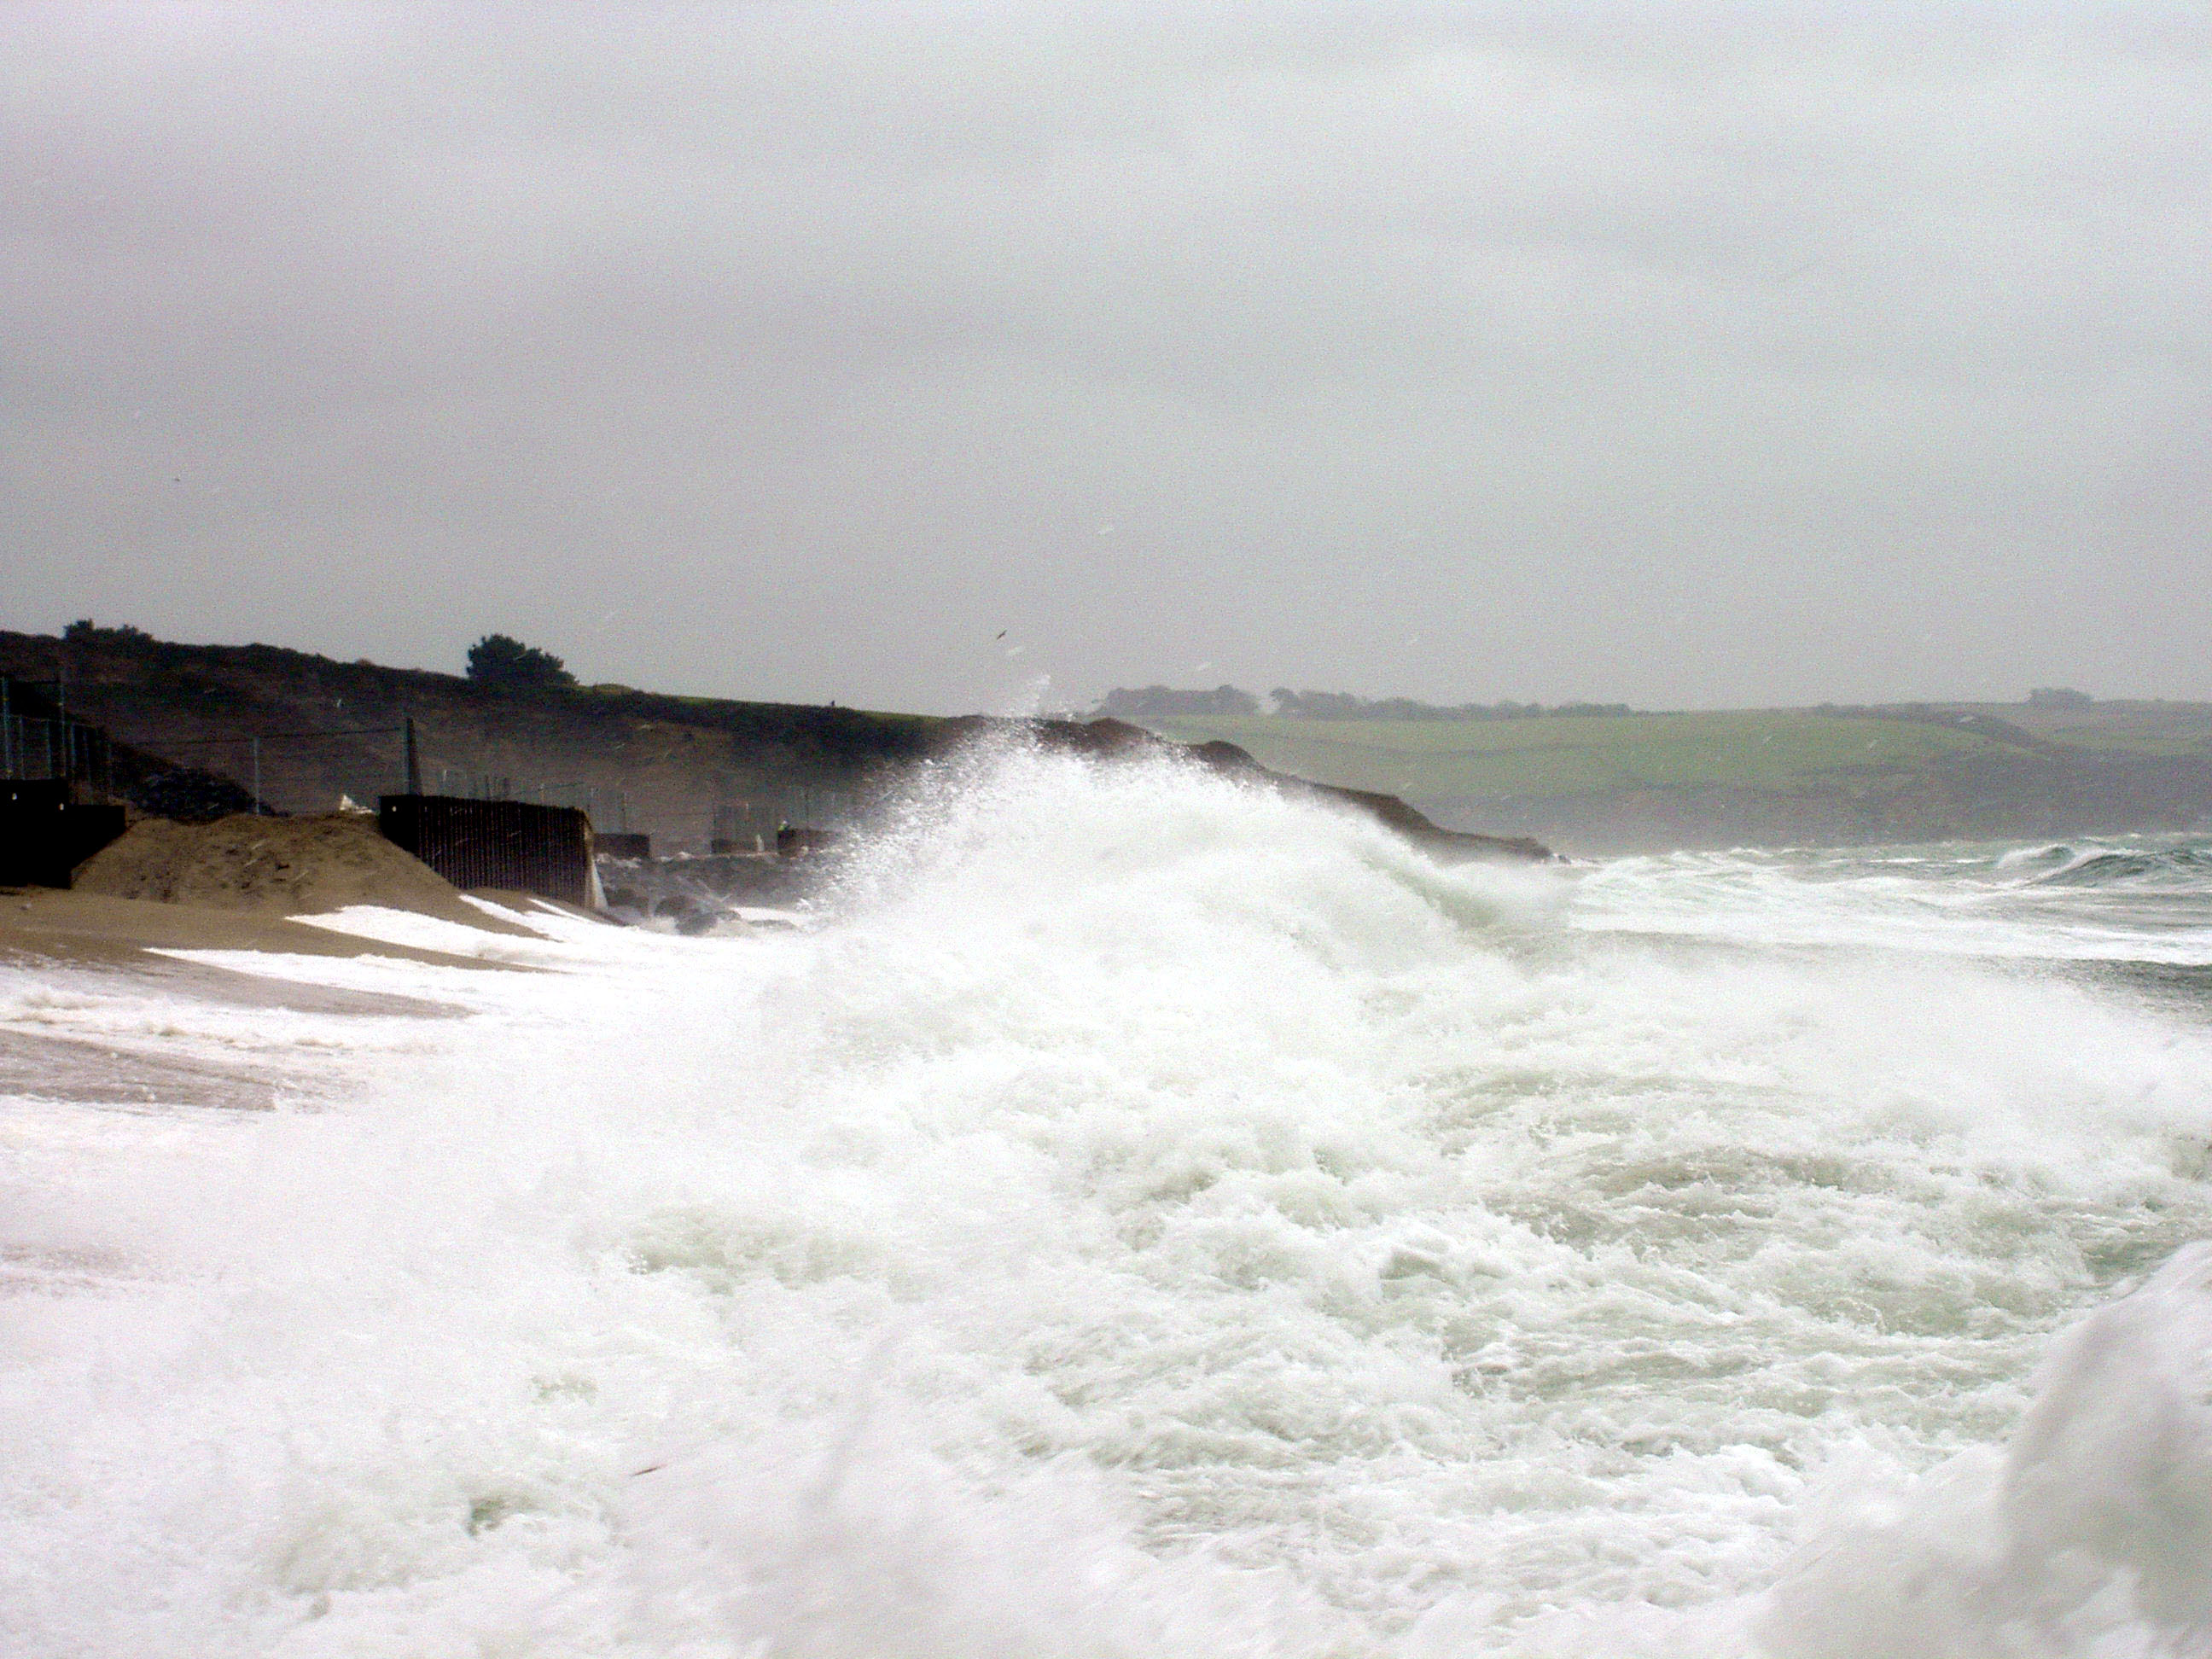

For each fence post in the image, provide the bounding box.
[403,716,422,796]
[251,736,263,814]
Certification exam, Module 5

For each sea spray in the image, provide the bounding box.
[1759,1243,2212,1656]
[3,748,2211,1655]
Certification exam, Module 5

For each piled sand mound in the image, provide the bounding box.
[72,813,535,934]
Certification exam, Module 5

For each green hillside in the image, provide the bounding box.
[1150,711,1994,801]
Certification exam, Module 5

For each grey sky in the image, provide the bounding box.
[4,3,2206,713]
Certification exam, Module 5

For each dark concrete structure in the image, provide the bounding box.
[0,780,129,888]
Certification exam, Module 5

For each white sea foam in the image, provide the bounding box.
[1578,838,2212,965]
[3,747,2211,1655]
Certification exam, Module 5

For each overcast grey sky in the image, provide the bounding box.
[3,3,2206,713]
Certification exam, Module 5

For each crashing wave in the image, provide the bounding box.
[1759,1243,2212,1657]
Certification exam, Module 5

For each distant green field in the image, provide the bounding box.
[1150,712,1997,801]
[1979,701,2212,756]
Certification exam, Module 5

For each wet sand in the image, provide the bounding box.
[0,1027,292,1111]
[0,887,525,977]
[0,888,530,1111]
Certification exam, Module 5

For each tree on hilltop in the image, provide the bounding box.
[466,633,576,690]
[62,619,152,643]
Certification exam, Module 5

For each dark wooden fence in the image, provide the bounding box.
[379,795,595,906]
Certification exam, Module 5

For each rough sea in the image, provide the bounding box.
[6,745,2212,1656]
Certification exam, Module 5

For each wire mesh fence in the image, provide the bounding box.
[1,677,116,797]
[0,713,114,792]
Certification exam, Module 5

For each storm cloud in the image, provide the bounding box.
[4,3,2206,712]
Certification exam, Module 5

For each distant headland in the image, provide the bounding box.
[1103,683,2212,853]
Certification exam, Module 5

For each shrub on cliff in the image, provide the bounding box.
[465,633,576,692]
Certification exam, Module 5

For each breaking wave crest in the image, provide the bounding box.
[2020,844,2212,890]
[4,745,2212,1656]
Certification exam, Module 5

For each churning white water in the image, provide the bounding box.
[6,746,2212,1656]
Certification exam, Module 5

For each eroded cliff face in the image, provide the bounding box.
[1,631,941,847]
